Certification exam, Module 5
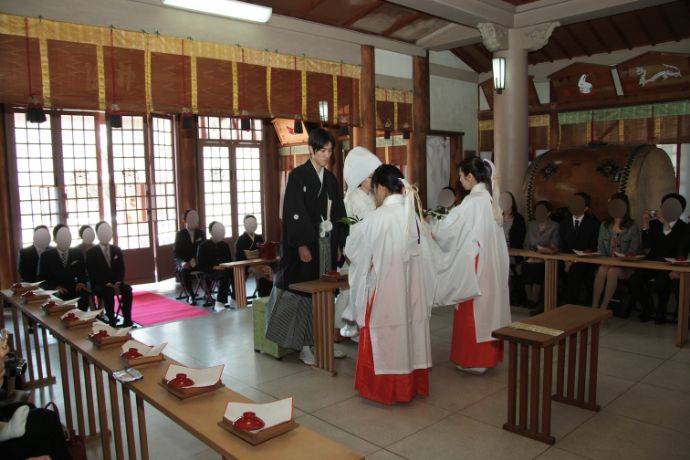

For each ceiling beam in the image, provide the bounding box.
[451,48,484,73]
[586,21,611,53]
[550,34,573,60]
[634,10,656,46]
[340,1,384,27]
[607,16,632,49]
[539,45,555,62]
[467,44,492,71]
[300,0,329,17]
[382,11,424,36]
[658,3,680,42]
[564,24,591,56]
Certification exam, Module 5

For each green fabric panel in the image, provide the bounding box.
[558,111,592,125]
[654,101,690,117]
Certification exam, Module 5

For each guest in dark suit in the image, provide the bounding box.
[17,225,51,283]
[558,192,600,305]
[38,225,89,310]
[197,221,234,307]
[236,215,273,298]
[173,209,206,304]
[76,225,96,257]
[499,192,527,307]
[625,193,689,324]
[86,221,132,327]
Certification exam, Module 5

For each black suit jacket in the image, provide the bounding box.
[559,213,600,253]
[173,229,206,266]
[86,245,126,288]
[197,240,232,273]
[507,213,527,249]
[17,245,40,282]
[38,248,87,290]
[235,232,265,261]
[643,219,689,260]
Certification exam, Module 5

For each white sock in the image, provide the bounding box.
[0,405,29,441]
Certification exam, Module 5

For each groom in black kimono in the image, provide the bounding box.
[266,127,347,365]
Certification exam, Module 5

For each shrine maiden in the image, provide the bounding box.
[336,146,381,339]
[432,157,511,374]
[345,165,434,404]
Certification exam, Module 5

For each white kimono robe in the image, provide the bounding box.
[432,183,511,343]
[337,187,377,326]
[345,194,433,374]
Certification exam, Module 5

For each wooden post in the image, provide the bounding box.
[177,116,198,217]
[0,105,17,288]
[262,120,281,242]
[408,54,429,207]
[449,134,463,190]
[359,45,376,153]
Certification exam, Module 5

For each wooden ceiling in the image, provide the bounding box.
[452,0,690,73]
[248,1,690,74]
[246,0,451,43]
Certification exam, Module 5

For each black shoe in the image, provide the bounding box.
[187,296,197,305]
[203,300,214,307]
[120,321,134,328]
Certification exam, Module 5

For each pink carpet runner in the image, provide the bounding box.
[131,291,210,327]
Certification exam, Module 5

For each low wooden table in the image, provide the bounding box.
[220,258,279,308]
[492,305,612,444]
[509,248,690,347]
[289,278,349,376]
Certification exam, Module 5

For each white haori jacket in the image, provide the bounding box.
[345,193,433,374]
[432,182,511,343]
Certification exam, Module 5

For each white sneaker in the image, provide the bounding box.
[456,365,488,375]
[340,324,358,338]
[334,349,346,359]
[299,346,315,366]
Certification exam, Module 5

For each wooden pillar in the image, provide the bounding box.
[408,53,430,207]
[549,111,559,150]
[177,117,199,223]
[359,45,376,153]
[0,105,17,286]
[449,134,463,190]
[263,120,281,242]
[331,128,344,188]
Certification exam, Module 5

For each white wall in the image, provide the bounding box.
[430,75,478,152]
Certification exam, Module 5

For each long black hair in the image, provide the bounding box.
[459,157,491,192]
[372,165,404,194]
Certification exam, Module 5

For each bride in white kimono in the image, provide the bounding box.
[335,147,381,341]
[345,165,434,404]
[432,157,511,374]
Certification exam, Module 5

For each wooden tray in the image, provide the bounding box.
[319,273,348,282]
[158,379,224,400]
[62,318,97,329]
[218,418,299,445]
[42,304,75,315]
[89,334,132,348]
[23,296,51,305]
[123,354,165,367]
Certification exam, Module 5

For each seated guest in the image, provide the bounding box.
[17,225,51,282]
[523,201,559,311]
[86,222,133,327]
[592,193,641,310]
[559,192,600,305]
[624,193,688,323]
[173,209,205,304]
[37,225,89,311]
[235,215,272,297]
[197,221,234,308]
[76,225,96,256]
[500,191,527,307]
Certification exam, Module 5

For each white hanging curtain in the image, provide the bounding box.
[425,135,450,209]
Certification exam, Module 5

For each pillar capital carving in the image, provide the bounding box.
[519,22,559,52]
[477,22,508,53]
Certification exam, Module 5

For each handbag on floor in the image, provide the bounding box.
[45,401,88,460]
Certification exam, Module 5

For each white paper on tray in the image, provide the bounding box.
[120,339,166,356]
[164,364,223,388]
[92,322,131,337]
[615,252,644,259]
[665,257,690,264]
[224,398,294,430]
[55,297,81,306]
[573,250,599,256]
[21,281,45,288]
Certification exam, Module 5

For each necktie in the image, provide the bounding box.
[574,219,581,231]
[60,250,68,267]
[103,245,111,268]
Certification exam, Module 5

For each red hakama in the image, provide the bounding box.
[354,292,429,405]
[450,254,503,368]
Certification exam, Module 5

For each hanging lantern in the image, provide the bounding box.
[108,103,122,129]
[26,96,46,124]
[181,108,194,129]
[293,115,303,134]
[383,119,392,140]
[240,110,251,131]
[402,122,410,140]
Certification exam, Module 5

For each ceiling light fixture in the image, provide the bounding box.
[492,57,506,94]
[162,0,272,23]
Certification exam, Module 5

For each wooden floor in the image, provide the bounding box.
[11,279,690,460]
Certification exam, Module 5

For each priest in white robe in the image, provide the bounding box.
[335,146,381,340]
[345,165,433,404]
[432,157,511,374]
